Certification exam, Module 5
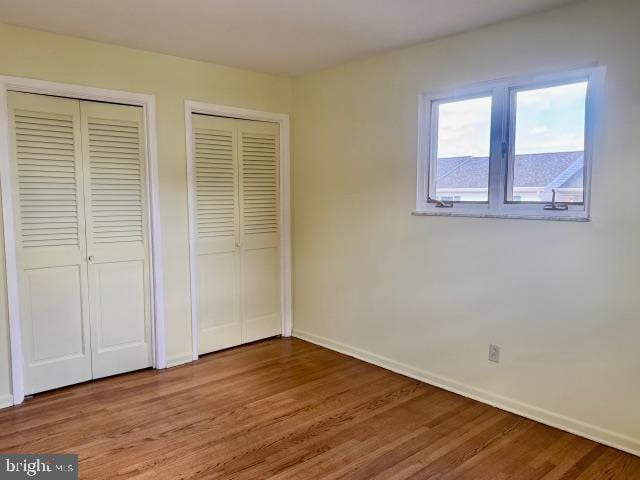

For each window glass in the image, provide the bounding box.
[433,96,492,203]
[511,81,588,203]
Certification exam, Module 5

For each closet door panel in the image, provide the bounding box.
[8,92,92,394]
[92,261,146,350]
[81,101,152,379]
[25,267,84,363]
[238,120,281,343]
[197,251,239,352]
[22,265,88,393]
[242,247,280,341]
[192,114,241,353]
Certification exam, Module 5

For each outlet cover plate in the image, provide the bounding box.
[489,344,500,363]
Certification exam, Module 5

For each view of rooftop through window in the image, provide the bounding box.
[434,96,491,202]
[433,81,588,204]
[511,81,587,203]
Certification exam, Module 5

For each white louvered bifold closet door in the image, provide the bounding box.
[8,92,92,394]
[192,115,280,354]
[81,101,152,378]
[192,115,242,354]
[238,120,281,343]
[8,93,152,394]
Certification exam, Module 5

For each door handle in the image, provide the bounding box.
[88,255,94,262]
[235,242,240,248]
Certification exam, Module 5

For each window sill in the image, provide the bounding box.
[412,210,590,222]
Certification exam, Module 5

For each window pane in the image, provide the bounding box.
[434,96,492,203]
[511,81,587,203]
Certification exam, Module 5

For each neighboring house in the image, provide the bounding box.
[436,151,584,203]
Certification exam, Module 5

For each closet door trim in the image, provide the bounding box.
[184,100,292,362]
[0,76,166,405]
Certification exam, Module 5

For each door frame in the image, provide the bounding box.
[184,100,292,361]
[0,75,167,405]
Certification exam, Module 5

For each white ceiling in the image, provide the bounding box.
[0,0,578,76]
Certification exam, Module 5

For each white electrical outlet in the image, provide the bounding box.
[489,344,500,363]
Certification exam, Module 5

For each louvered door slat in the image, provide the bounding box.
[240,132,279,236]
[14,109,80,249]
[86,115,144,245]
[194,127,236,240]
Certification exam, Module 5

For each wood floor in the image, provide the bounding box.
[0,338,638,479]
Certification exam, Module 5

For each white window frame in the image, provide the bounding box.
[415,66,606,221]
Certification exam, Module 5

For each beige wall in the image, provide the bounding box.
[292,0,640,453]
[0,22,292,391]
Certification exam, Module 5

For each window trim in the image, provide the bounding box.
[415,66,606,221]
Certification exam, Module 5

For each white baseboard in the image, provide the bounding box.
[293,329,640,457]
[166,353,193,368]
[0,394,13,409]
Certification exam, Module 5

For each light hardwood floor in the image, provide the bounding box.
[0,338,638,479]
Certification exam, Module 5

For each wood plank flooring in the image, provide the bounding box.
[0,338,638,479]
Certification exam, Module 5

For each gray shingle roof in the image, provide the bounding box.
[436,151,584,189]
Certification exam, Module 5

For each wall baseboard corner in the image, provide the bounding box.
[293,329,640,458]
